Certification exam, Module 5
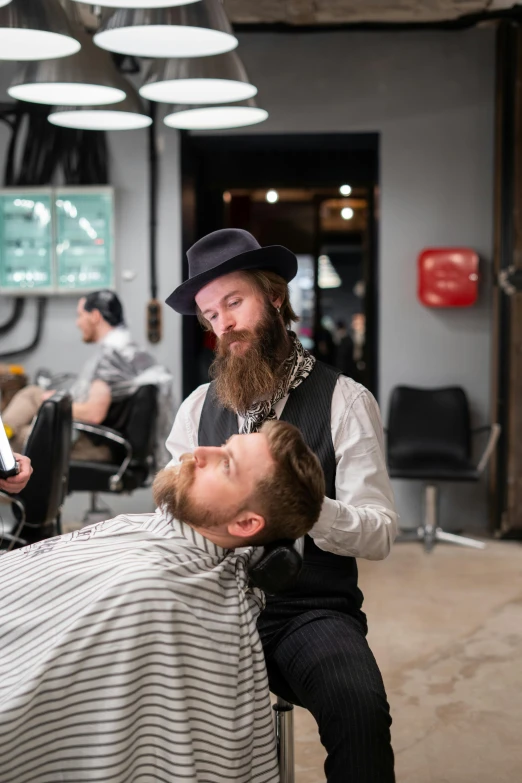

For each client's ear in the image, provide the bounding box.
[228,512,265,540]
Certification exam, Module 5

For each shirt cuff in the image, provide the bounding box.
[309,496,339,543]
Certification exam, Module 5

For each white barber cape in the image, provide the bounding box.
[0,512,279,783]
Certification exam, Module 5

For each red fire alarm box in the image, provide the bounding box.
[418,248,479,308]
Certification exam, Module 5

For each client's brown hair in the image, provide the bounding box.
[248,420,325,544]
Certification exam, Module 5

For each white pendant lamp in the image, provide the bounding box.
[140,50,257,105]
[49,82,151,131]
[71,0,199,6]
[0,1,12,7]
[9,27,126,106]
[94,0,237,59]
[0,0,81,61]
[164,99,268,130]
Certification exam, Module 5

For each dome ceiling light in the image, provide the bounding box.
[0,0,81,61]
[71,0,199,6]
[49,81,151,131]
[9,26,126,106]
[140,50,256,105]
[164,99,268,130]
[94,0,237,59]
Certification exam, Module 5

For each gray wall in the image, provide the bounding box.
[0,66,183,521]
[0,28,496,529]
[233,28,496,529]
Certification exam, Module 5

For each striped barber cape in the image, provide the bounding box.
[0,512,279,783]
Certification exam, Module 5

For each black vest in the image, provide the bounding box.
[198,361,364,634]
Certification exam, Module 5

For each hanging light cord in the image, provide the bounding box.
[0,297,47,361]
[0,298,25,336]
[148,101,158,301]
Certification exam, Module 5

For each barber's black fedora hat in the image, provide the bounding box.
[166,228,298,315]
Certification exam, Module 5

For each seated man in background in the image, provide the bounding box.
[0,420,324,783]
[2,289,172,462]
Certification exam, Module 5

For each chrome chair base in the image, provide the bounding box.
[273,696,295,783]
[396,485,486,553]
[81,491,112,526]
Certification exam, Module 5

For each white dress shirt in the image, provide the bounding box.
[166,376,398,561]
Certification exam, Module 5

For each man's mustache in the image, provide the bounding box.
[217,330,252,354]
[178,456,196,485]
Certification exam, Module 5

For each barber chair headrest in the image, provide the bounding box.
[248,539,303,595]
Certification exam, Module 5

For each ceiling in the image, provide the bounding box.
[75,1,520,32]
[223,0,517,26]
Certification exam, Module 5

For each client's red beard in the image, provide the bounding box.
[210,304,291,413]
[152,458,231,529]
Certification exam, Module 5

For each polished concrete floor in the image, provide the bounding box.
[292,538,522,783]
[57,518,522,781]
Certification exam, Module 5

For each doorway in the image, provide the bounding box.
[180,132,379,399]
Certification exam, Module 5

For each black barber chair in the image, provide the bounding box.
[68,385,158,523]
[0,392,72,551]
[248,538,304,783]
[387,385,500,552]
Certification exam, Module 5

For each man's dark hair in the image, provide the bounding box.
[83,290,125,327]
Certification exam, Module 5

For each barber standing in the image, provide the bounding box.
[166,229,398,783]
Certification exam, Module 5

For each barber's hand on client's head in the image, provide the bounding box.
[0,454,33,494]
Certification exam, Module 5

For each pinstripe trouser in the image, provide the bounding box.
[260,610,395,783]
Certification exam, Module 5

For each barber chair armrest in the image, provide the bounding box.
[0,490,27,550]
[73,422,133,492]
[248,538,304,595]
[473,423,501,474]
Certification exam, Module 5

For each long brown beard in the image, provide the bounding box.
[209,304,291,413]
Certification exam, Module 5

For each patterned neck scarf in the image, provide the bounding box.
[240,333,316,434]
